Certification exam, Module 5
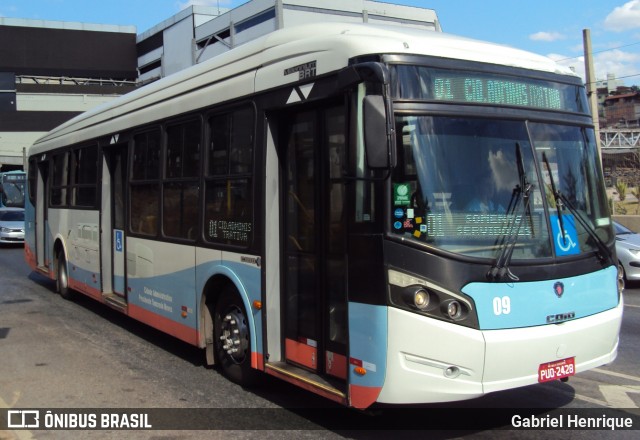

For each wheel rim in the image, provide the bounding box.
[219,306,249,364]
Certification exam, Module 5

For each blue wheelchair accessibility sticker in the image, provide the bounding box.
[550,214,580,256]
[115,230,123,253]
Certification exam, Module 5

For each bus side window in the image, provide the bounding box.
[71,146,98,207]
[130,130,161,236]
[204,106,254,247]
[163,119,201,240]
[51,152,70,207]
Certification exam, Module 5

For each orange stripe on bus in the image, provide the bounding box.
[349,384,382,409]
[129,303,199,346]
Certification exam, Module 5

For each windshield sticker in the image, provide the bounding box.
[392,208,426,237]
[550,214,580,256]
[394,183,411,206]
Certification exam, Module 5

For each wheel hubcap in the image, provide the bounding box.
[219,307,249,364]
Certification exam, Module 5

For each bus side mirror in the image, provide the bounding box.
[363,95,396,169]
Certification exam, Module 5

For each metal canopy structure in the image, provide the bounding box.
[601,128,640,152]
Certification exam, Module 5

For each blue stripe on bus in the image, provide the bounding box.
[128,266,199,329]
[348,302,387,387]
[127,259,263,345]
[66,264,101,291]
[462,266,619,330]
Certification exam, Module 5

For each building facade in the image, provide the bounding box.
[604,92,640,128]
[137,0,440,83]
[0,18,137,170]
[1,0,440,170]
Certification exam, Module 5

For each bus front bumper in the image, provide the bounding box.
[376,301,623,405]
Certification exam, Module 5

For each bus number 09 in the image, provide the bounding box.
[493,296,511,315]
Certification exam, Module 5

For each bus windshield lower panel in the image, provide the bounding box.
[391,116,612,260]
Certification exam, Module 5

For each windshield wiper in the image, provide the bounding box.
[487,143,533,282]
[542,152,567,245]
[542,152,613,265]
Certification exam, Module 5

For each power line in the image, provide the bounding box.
[556,41,640,62]
[586,72,640,86]
[614,73,640,81]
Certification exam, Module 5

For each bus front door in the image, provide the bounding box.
[281,104,349,382]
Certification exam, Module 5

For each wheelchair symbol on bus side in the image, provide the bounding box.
[115,230,123,252]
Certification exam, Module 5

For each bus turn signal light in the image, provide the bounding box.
[354,366,367,376]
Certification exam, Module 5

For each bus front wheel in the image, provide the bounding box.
[213,286,258,387]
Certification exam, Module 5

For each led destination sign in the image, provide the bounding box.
[433,76,561,109]
[393,65,588,113]
[3,174,25,182]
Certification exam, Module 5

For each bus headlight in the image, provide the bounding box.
[402,286,434,311]
[414,289,430,310]
[389,269,478,329]
[443,300,463,320]
[413,288,430,310]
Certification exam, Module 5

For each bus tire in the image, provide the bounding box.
[56,251,74,300]
[214,285,258,387]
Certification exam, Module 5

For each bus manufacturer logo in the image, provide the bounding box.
[553,281,564,298]
[284,60,317,79]
[546,311,575,324]
[241,256,261,267]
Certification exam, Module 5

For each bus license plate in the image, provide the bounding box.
[538,357,575,383]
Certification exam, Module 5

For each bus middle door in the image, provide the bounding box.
[101,144,127,300]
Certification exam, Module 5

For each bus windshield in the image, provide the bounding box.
[0,173,26,208]
[391,116,612,260]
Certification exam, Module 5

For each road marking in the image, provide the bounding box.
[624,303,640,309]
[592,368,640,383]
[599,385,640,408]
[542,382,608,406]
[571,392,608,406]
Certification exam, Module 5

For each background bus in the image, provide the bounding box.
[24,22,623,409]
[0,170,26,208]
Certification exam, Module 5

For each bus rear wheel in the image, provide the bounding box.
[56,251,74,300]
[213,286,258,387]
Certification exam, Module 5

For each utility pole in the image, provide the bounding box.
[583,29,602,160]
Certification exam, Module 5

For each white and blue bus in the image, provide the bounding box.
[0,170,26,208]
[25,23,623,409]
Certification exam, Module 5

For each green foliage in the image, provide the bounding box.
[616,181,628,202]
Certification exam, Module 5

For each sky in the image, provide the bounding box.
[1,0,639,86]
